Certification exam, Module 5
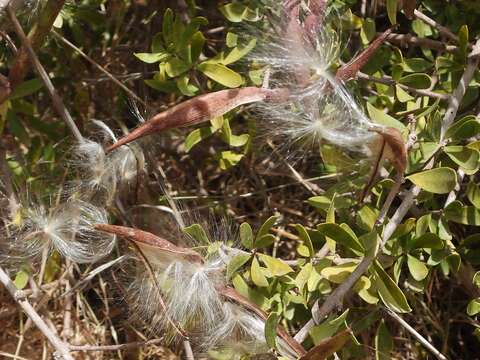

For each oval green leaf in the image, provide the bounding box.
[197,62,243,88]
[406,167,457,194]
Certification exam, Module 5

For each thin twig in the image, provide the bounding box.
[384,32,458,53]
[7,6,84,143]
[440,39,480,141]
[0,266,74,360]
[357,71,449,100]
[61,255,128,297]
[414,9,459,44]
[69,338,164,352]
[51,31,151,110]
[3,0,65,101]
[384,308,448,360]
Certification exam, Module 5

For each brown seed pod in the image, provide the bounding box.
[360,126,406,201]
[94,223,204,264]
[370,126,407,175]
[107,87,290,152]
[336,28,394,82]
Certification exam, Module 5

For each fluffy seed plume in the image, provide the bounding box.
[9,199,115,264]
[250,2,391,153]
[71,120,145,202]
[96,223,304,357]
[97,223,225,345]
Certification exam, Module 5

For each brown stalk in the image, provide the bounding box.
[360,127,407,202]
[336,27,394,82]
[370,126,407,175]
[107,87,289,152]
[94,223,203,264]
[8,0,65,88]
[218,286,306,356]
[359,133,386,203]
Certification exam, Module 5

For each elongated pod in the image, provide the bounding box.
[94,223,204,264]
[107,87,290,152]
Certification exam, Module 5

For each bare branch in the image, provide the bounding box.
[384,308,448,360]
[51,31,152,111]
[0,266,74,360]
[7,6,84,143]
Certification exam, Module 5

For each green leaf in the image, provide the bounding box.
[444,201,480,226]
[386,0,397,25]
[184,127,215,152]
[255,234,276,248]
[134,52,170,64]
[295,224,314,257]
[446,115,480,140]
[222,38,257,65]
[256,216,278,241]
[162,8,174,44]
[265,312,279,349]
[473,272,480,288]
[144,79,178,93]
[258,254,293,276]
[190,31,205,62]
[308,195,352,211]
[165,58,191,77]
[399,74,432,89]
[9,79,43,100]
[43,251,61,283]
[151,33,164,53]
[402,58,432,73]
[372,262,412,313]
[226,32,238,47]
[227,254,251,280]
[183,223,210,244]
[176,75,198,96]
[14,269,29,290]
[220,118,249,146]
[467,182,480,209]
[309,310,349,344]
[321,263,358,283]
[375,320,393,360]
[366,103,406,131]
[240,222,254,249]
[296,262,313,293]
[406,168,457,194]
[396,85,414,103]
[408,233,444,250]
[217,150,244,170]
[407,255,429,281]
[317,223,365,253]
[458,25,469,59]
[467,298,480,316]
[444,146,480,171]
[360,18,376,44]
[219,3,260,22]
[197,62,243,88]
[251,256,269,287]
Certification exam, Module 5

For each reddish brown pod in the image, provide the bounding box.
[107,87,290,152]
[94,223,204,264]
